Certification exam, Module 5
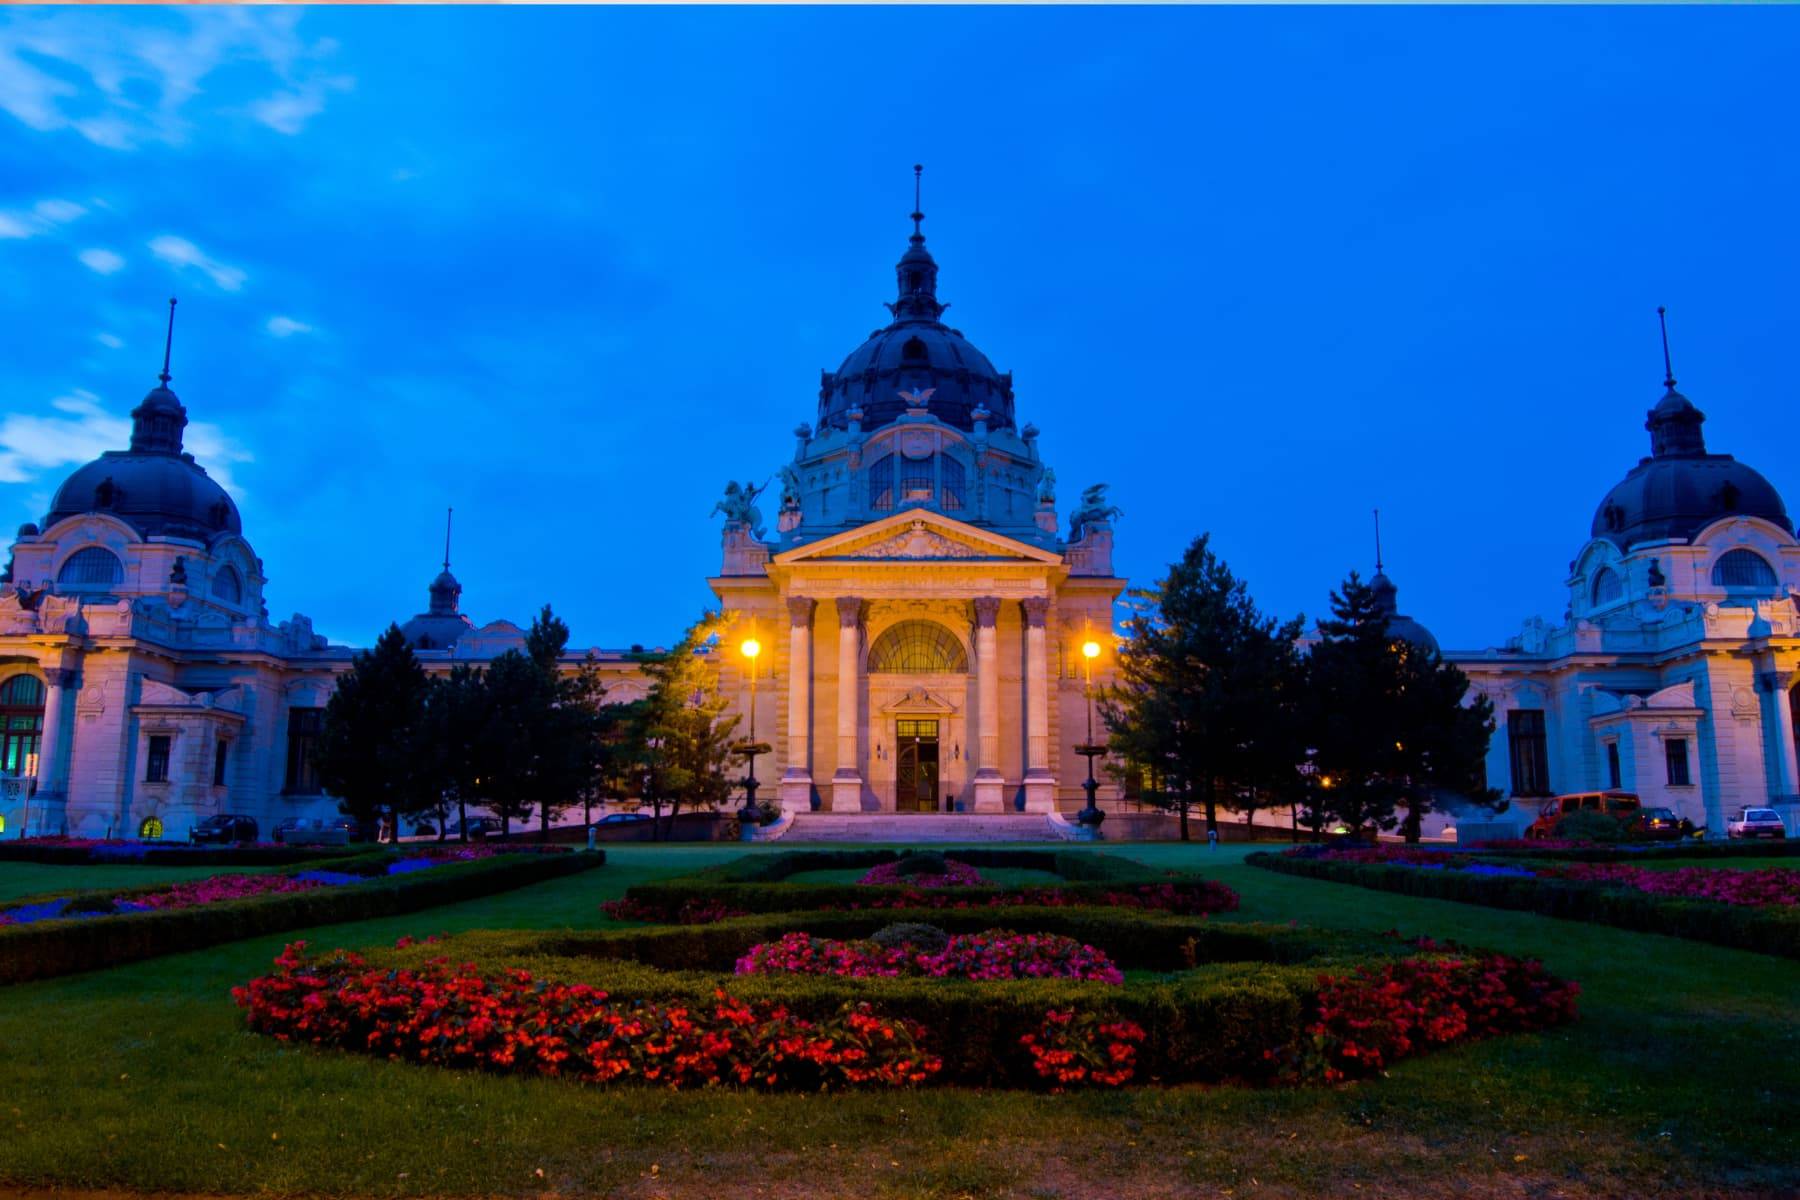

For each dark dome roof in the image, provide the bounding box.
[44,378,241,541]
[1591,386,1791,549]
[1371,571,1439,655]
[399,567,473,650]
[817,214,1014,435]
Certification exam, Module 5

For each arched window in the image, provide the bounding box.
[868,455,894,512]
[211,564,242,604]
[1711,549,1778,590]
[899,453,933,504]
[1590,567,1623,606]
[941,455,966,511]
[139,816,164,840]
[0,674,44,778]
[57,546,123,589]
[901,336,928,362]
[867,621,969,674]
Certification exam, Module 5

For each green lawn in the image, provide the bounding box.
[784,865,1065,886]
[0,842,1795,1199]
[0,860,277,903]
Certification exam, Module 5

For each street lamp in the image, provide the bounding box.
[1076,638,1107,829]
[735,636,769,831]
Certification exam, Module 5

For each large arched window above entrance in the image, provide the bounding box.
[867,621,968,674]
[1711,549,1778,590]
[57,546,123,589]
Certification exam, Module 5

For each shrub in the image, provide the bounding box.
[734,929,1125,984]
[869,922,950,954]
[1554,810,1629,843]
[860,856,985,887]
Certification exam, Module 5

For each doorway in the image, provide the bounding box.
[894,719,940,812]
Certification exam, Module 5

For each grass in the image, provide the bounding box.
[0,841,1795,1199]
[1633,856,1796,872]
[0,861,277,904]
[782,865,1065,886]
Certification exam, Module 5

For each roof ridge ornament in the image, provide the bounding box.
[910,163,925,245]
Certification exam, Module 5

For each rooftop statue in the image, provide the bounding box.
[711,479,767,539]
[777,464,802,513]
[1036,467,1056,506]
[1068,482,1122,541]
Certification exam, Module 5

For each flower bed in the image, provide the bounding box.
[735,929,1124,984]
[857,857,986,888]
[1250,849,1800,960]
[0,849,605,985]
[236,916,1578,1091]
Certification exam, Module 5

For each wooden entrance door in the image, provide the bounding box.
[894,719,940,812]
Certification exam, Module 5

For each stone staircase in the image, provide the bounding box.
[778,812,1063,843]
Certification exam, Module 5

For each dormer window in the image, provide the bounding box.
[211,564,243,605]
[1711,548,1777,590]
[1590,567,1623,607]
[57,546,124,590]
[902,336,928,362]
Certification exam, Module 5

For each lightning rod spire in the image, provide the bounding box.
[1658,305,1677,390]
[158,297,177,385]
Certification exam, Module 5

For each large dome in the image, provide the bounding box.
[1591,386,1791,549]
[816,206,1014,435]
[43,382,241,541]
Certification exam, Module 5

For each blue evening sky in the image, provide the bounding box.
[2,7,1796,653]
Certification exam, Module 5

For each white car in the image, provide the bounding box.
[1726,808,1787,840]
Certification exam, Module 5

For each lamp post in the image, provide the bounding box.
[1076,638,1107,830]
[735,636,768,832]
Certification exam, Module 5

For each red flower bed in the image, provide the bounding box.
[601,897,748,924]
[232,943,942,1090]
[852,881,1241,916]
[857,859,986,887]
[735,930,1124,984]
[129,872,326,909]
[1279,947,1580,1084]
[1551,863,1800,907]
[1021,1009,1147,1087]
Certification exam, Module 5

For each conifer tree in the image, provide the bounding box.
[633,611,739,841]
[315,624,431,842]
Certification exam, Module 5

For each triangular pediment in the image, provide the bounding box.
[774,511,1064,566]
[879,687,959,715]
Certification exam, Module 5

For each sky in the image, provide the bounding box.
[1,7,1797,654]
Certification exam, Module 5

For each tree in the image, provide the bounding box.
[1303,573,1499,841]
[416,664,489,841]
[633,611,739,841]
[1102,534,1305,840]
[315,625,432,842]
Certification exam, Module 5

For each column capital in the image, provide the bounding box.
[42,667,79,689]
[787,596,817,627]
[835,596,864,627]
[972,596,1002,628]
[1019,596,1050,628]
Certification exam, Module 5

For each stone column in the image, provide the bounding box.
[971,596,1005,812]
[1762,670,1799,803]
[831,596,864,812]
[780,597,816,813]
[1020,598,1057,812]
[32,666,77,835]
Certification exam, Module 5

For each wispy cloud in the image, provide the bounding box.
[0,388,251,493]
[95,332,124,349]
[77,247,125,275]
[149,234,246,291]
[0,196,86,240]
[0,9,353,150]
[265,315,313,338]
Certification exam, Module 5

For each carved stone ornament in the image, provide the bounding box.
[849,520,989,561]
[836,596,864,628]
[787,596,817,627]
[973,596,1002,628]
[1020,596,1050,628]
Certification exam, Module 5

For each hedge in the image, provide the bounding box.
[1249,851,1800,960]
[0,841,364,867]
[619,848,1224,916]
[0,849,605,986]
[1471,839,1800,864]
[365,910,1394,1086]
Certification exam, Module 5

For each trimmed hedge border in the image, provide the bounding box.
[1471,840,1800,864]
[0,849,606,986]
[617,848,1226,917]
[1249,851,1800,960]
[0,841,365,867]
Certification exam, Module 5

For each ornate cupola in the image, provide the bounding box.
[888,165,945,324]
[399,508,475,651]
[130,300,189,455]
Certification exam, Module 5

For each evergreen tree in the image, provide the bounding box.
[1303,573,1499,840]
[416,664,489,841]
[633,611,738,841]
[315,625,431,842]
[1102,535,1305,840]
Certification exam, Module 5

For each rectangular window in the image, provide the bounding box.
[213,738,229,788]
[285,707,323,794]
[1507,709,1551,797]
[1606,741,1621,790]
[1665,737,1691,787]
[145,735,171,784]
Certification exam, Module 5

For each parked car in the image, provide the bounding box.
[272,817,351,847]
[448,816,506,840]
[190,814,259,845]
[1727,807,1788,840]
[1628,806,1687,842]
[1525,791,1641,840]
[595,812,651,826]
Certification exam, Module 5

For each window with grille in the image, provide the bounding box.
[941,455,966,510]
[1507,709,1551,797]
[868,455,894,512]
[899,454,934,504]
[212,564,243,604]
[1665,737,1691,786]
[285,707,324,794]
[0,675,43,778]
[1711,549,1777,590]
[867,621,968,674]
[145,735,171,783]
[1591,567,1623,606]
[57,546,123,589]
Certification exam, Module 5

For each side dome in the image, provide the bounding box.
[43,380,242,541]
[1591,385,1791,549]
[399,568,473,651]
[1371,570,1439,656]
[816,191,1014,435]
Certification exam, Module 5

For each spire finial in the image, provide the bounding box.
[443,506,453,572]
[909,163,924,244]
[1657,305,1676,390]
[158,297,177,385]
[1373,507,1384,573]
